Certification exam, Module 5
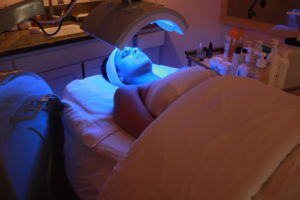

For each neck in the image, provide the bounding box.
[125,72,160,85]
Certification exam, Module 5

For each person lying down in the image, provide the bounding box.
[102,47,217,138]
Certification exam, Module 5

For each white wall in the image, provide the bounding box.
[158,0,288,68]
[159,0,225,67]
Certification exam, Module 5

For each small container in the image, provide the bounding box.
[209,57,223,72]
[217,61,231,76]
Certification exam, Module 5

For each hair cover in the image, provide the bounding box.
[106,49,125,86]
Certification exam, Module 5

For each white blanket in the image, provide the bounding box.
[99,77,300,200]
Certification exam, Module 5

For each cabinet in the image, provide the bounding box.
[0,30,166,97]
[0,60,14,71]
[83,57,105,77]
[39,64,83,97]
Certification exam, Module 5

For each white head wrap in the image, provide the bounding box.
[106,48,125,86]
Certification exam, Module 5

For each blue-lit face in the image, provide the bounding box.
[114,47,152,83]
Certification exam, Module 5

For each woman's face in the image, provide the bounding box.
[114,47,152,82]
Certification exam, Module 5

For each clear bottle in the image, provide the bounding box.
[228,30,239,61]
[196,43,206,61]
[276,49,292,89]
[267,39,281,86]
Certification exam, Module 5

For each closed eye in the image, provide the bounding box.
[121,50,130,58]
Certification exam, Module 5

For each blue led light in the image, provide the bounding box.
[153,19,184,35]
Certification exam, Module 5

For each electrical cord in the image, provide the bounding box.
[30,17,65,37]
[30,0,76,36]
[27,127,53,199]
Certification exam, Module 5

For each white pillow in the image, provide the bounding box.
[145,67,217,117]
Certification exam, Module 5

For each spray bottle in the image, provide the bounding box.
[275,49,292,89]
[267,39,280,86]
[228,29,239,61]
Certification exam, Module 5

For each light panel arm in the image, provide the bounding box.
[0,0,45,33]
[81,0,188,49]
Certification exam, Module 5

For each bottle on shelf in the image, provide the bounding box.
[248,51,268,83]
[267,39,281,87]
[229,46,242,76]
[228,29,240,61]
[224,35,231,60]
[236,47,256,77]
[275,49,292,89]
[206,42,213,58]
[196,43,206,61]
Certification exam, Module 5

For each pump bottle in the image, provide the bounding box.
[236,47,256,77]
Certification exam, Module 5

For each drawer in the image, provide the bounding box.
[15,40,113,73]
[0,60,14,71]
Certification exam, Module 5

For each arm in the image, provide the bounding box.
[113,85,155,138]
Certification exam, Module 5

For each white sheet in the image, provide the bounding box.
[99,77,300,200]
[62,75,134,200]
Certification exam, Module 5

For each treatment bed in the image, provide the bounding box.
[62,66,300,200]
[2,67,300,200]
